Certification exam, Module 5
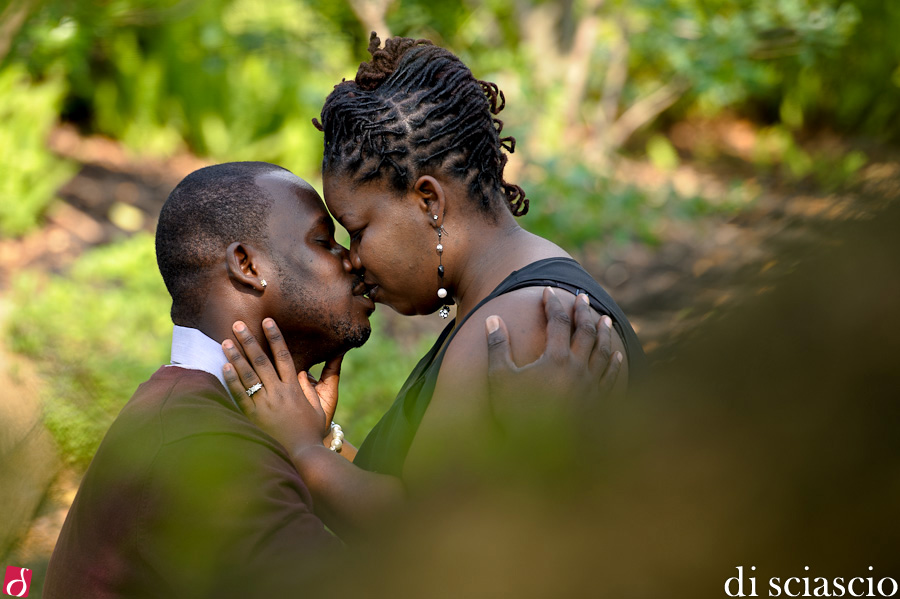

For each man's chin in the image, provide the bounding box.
[303,324,371,369]
[341,323,372,351]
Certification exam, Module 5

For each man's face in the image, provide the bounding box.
[256,171,374,366]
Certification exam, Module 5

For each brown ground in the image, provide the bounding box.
[2,121,898,583]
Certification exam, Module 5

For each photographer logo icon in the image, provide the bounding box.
[3,567,31,597]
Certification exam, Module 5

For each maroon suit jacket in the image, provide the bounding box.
[44,366,339,598]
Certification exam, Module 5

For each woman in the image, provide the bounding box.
[223,34,645,539]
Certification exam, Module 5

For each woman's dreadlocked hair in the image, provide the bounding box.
[313,33,529,217]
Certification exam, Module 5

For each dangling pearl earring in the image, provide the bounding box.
[436,225,450,318]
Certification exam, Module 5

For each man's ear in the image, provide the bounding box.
[412,175,446,227]
[226,241,268,292]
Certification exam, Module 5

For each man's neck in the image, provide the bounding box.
[191,312,316,374]
[193,313,240,346]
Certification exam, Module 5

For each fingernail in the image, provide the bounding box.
[547,286,556,296]
[263,318,275,329]
[615,351,623,363]
[223,340,233,349]
[223,363,232,372]
[580,294,589,304]
[603,315,612,328]
[486,315,500,333]
[233,321,246,332]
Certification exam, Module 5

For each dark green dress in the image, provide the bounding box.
[353,257,646,476]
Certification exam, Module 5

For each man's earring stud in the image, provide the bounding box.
[260,279,267,288]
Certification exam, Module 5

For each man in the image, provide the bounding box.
[44,162,371,598]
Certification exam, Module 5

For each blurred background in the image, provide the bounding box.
[1,0,898,595]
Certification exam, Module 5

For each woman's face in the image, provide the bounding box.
[323,172,446,316]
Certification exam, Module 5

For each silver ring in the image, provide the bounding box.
[245,382,263,397]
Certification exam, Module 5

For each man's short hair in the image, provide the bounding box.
[156,162,287,326]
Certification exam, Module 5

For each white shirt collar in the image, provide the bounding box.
[169,325,232,401]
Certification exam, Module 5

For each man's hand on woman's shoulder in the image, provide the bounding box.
[485,286,624,425]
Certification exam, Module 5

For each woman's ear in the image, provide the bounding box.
[226,241,268,293]
[412,175,446,226]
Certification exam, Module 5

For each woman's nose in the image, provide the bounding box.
[342,246,362,273]
[351,244,363,271]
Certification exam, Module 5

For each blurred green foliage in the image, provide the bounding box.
[9,235,171,466]
[0,64,75,236]
[10,0,354,171]
[523,157,757,247]
[4,0,883,156]
[775,0,900,139]
[1,0,886,240]
[752,125,868,189]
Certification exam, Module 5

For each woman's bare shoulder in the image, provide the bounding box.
[437,284,629,399]
[446,287,561,370]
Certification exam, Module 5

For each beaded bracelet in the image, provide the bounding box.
[329,422,344,453]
